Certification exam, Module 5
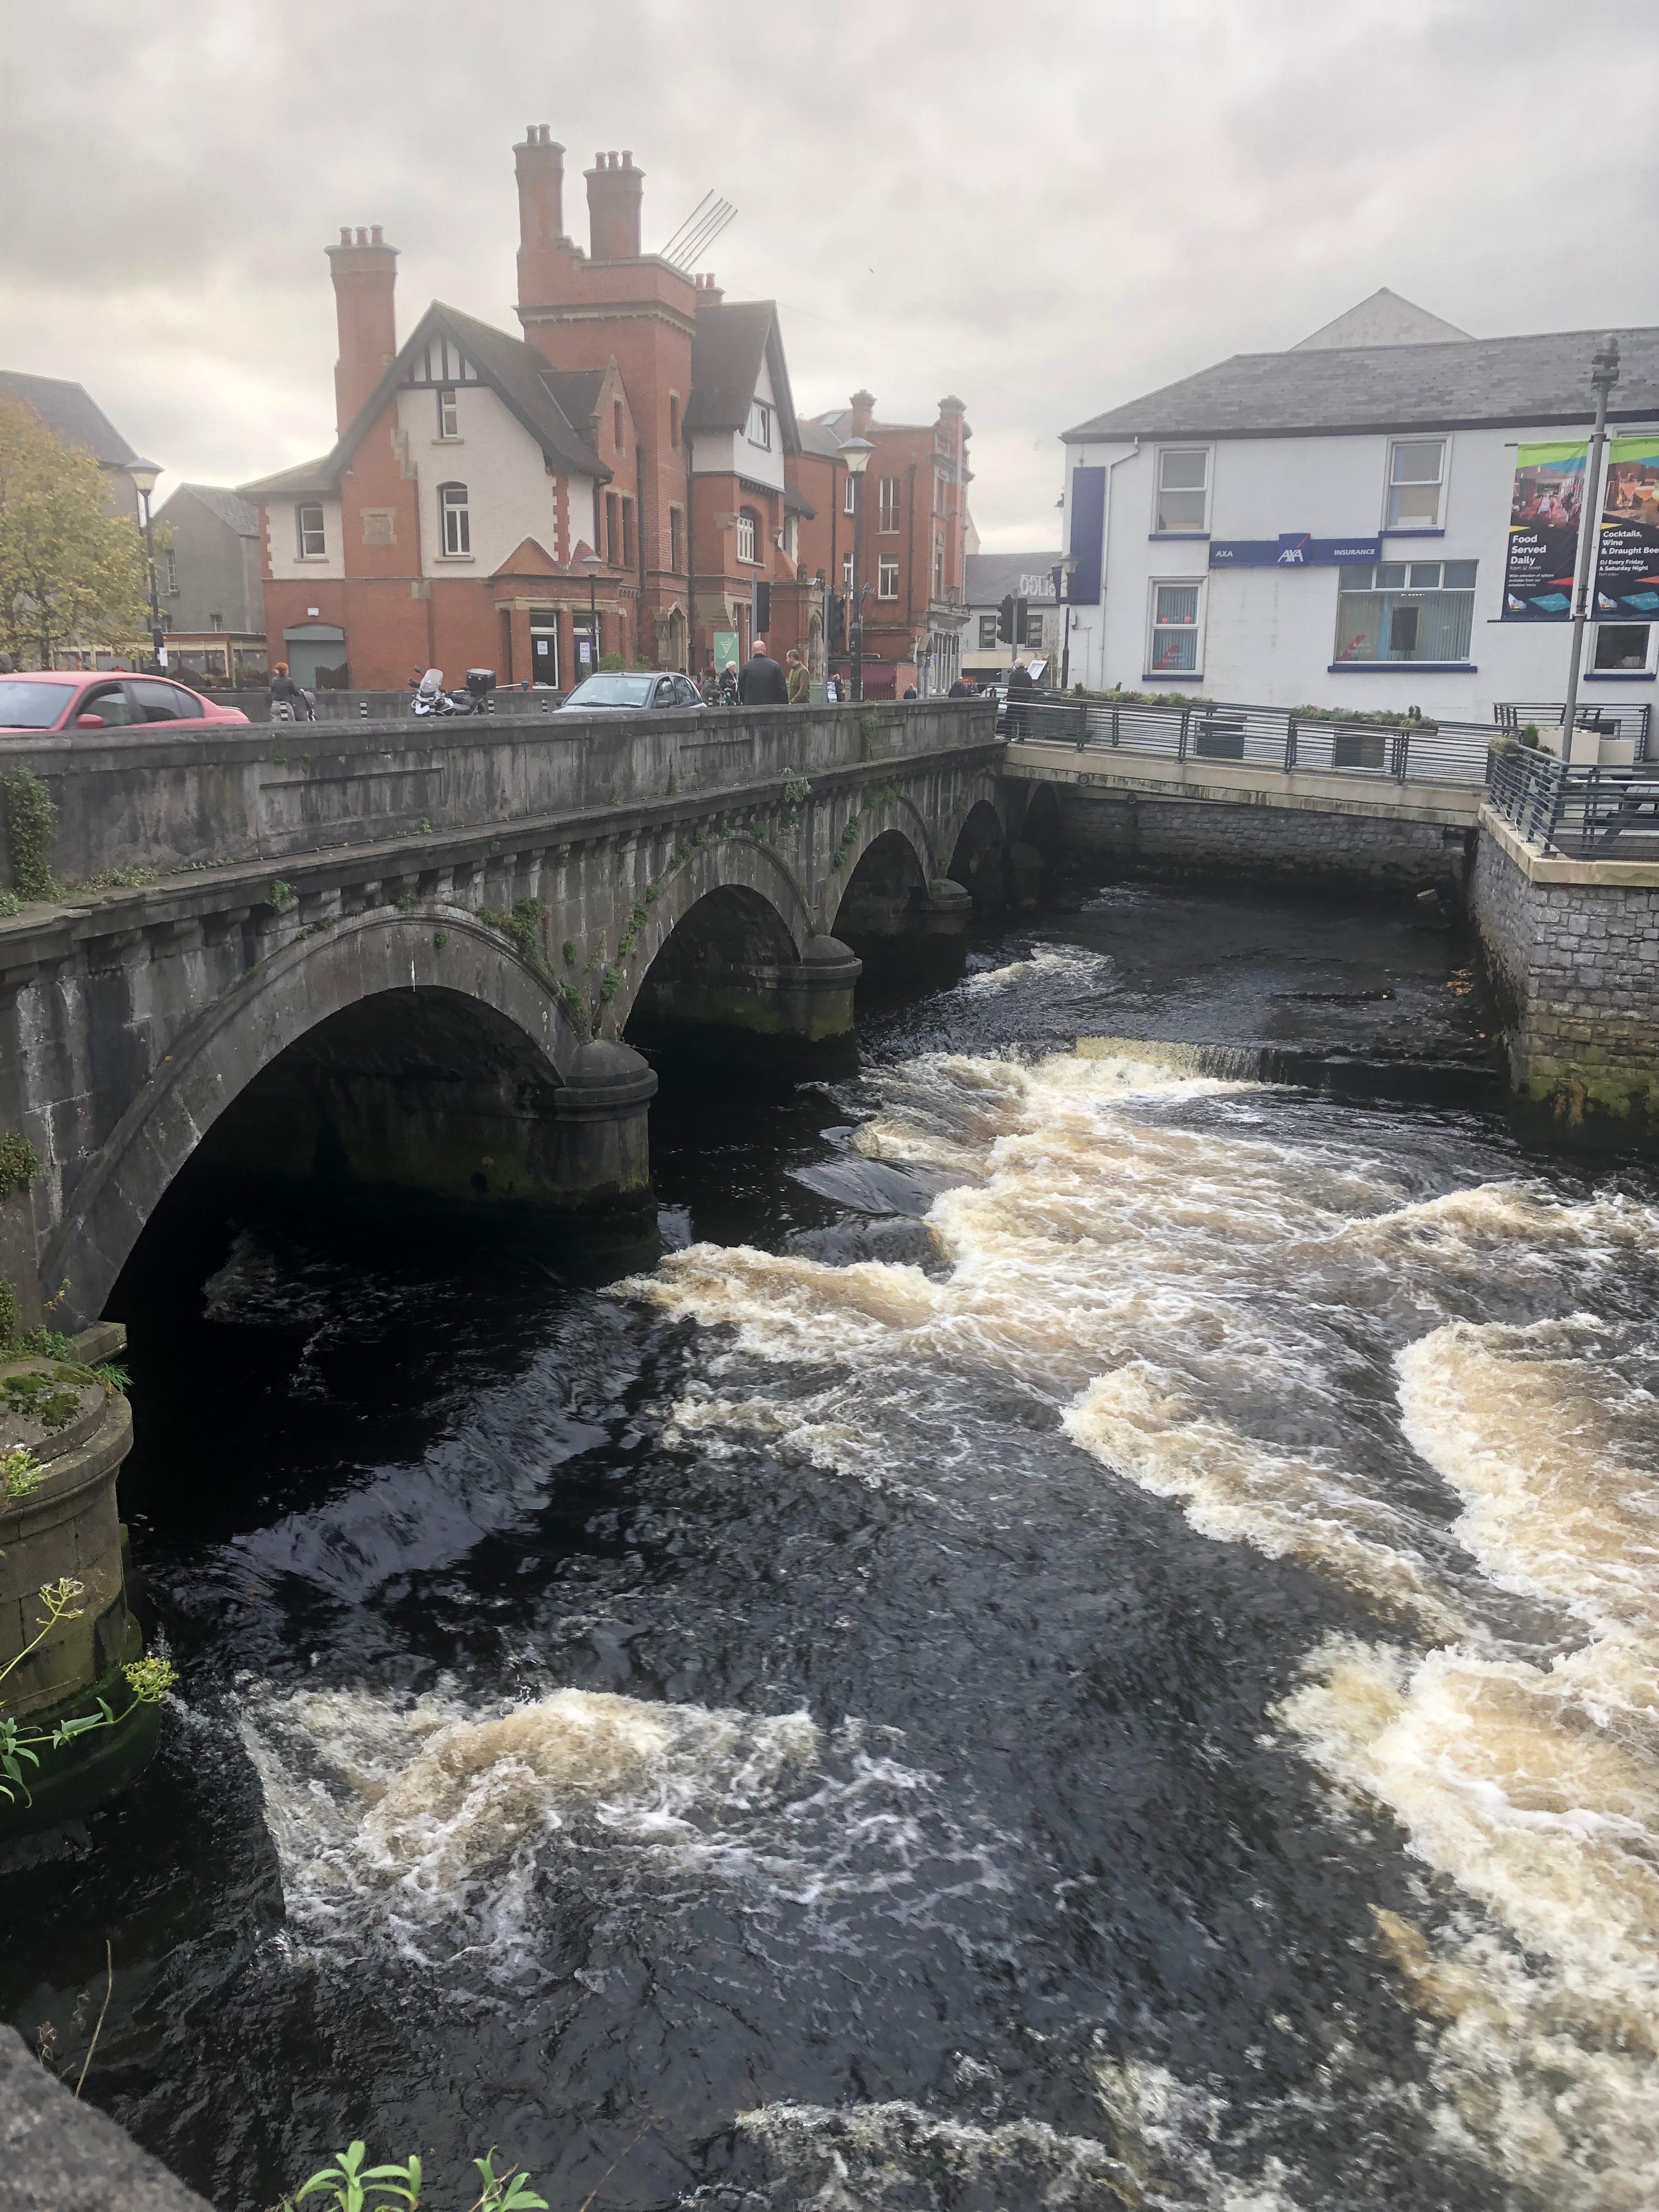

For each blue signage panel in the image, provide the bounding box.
[1209,534,1381,568]
[1067,467,1106,602]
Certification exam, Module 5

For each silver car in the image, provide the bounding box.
[556,673,703,712]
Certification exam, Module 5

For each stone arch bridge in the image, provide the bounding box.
[0,699,1012,1329]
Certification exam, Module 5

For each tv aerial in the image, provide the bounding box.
[659,191,737,274]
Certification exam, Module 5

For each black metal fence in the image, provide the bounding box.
[1009,696,1495,786]
[1496,700,1652,753]
[1485,743,1659,855]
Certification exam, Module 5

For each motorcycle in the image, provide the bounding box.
[411,667,495,718]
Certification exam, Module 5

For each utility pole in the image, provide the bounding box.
[1561,334,1622,752]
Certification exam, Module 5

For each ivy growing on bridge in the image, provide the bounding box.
[0,1130,37,1200]
[1,768,59,906]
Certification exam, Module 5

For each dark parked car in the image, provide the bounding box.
[555,673,703,713]
[0,671,250,733]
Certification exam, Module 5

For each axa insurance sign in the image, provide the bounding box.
[1209,534,1381,566]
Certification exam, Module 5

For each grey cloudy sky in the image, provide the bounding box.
[4,0,1655,549]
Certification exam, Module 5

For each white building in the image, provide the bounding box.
[962,551,1061,680]
[1058,290,1659,723]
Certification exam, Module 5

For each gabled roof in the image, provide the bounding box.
[783,484,816,519]
[797,418,846,461]
[491,535,563,577]
[1064,323,1659,443]
[964,551,1060,605]
[685,300,800,452]
[541,368,606,429]
[240,301,608,499]
[0,370,156,470]
[1291,288,1471,351]
[158,482,260,536]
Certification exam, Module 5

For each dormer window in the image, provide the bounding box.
[437,388,459,438]
[747,400,772,450]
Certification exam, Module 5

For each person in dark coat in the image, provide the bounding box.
[737,639,788,705]
[1006,658,1035,741]
[948,676,974,697]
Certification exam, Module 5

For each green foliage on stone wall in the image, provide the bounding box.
[477,898,548,969]
[0,1131,37,1199]
[1,768,59,904]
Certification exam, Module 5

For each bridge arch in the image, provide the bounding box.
[607,832,814,1033]
[47,906,602,1323]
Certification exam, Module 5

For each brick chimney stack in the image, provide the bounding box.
[850,390,876,437]
[693,271,724,309]
[586,149,644,262]
[515,125,567,304]
[326,225,398,435]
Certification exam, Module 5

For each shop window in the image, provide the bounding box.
[1147,580,1202,673]
[1593,623,1651,672]
[1334,559,1476,663]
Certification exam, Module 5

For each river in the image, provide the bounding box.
[3,880,1656,2212]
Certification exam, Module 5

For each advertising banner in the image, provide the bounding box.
[1209,534,1380,567]
[1502,442,1585,619]
[1593,435,1659,622]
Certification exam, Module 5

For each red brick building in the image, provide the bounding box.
[808,390,973,696]
[243,132,941,694]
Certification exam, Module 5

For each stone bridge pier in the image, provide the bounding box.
[0,698,1003,1332]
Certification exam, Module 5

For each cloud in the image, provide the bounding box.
[3,0,1654,549]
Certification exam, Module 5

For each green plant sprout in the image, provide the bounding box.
[281,2142,546,2212]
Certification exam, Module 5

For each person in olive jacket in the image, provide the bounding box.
[786,649,810,704]
[737,639,789,704]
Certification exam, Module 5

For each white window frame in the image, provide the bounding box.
[877,556,899,600]
[1145,576,1205,677]
[438,482,471,557]
[1153,447,1210,535]
[437,387,459,439]
[747,400,772,450]
[1590,620,1657,675]
[878,476,900,533]
[978,613,998,648]
[842,551,854,593]
[844,473,856,515]
[295,503,326,558]
[736,508,758,564]
[1383,437,1448,532]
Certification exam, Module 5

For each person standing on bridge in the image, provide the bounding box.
[786,649,810,705]
[737,639,788,705]
[1006,657,1035,742]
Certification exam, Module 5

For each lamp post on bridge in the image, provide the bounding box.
[581,549,605,678]
[1561,335,1621,753]
[128,462,166,672]
[840,436,873,702]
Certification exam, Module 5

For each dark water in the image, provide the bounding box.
[5,883,1657,2211]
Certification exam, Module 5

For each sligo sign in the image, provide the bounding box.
[1209,534,1381,567]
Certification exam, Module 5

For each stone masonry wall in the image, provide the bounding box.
[1054,787,1466,895]
[1470,818,1659,1125]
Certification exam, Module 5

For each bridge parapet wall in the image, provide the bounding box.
[0,701,990,891]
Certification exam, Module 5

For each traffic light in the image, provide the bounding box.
[997,595,1015,644]
[1015,598,1030,645]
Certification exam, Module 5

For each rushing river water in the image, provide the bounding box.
[4,882,1658,2212]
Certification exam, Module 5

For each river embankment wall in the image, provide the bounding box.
[1469,807,1659,1130]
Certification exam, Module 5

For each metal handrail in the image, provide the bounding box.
[1485,744,1659,853]
[1009,695,1494,787]
[1495,699,1651,753]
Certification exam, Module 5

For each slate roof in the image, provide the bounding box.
[0,370,155,469]
[240,301,607,500]
[163,483,260,537]
[797,419,846,460]
[964,551,1060,605]
[1063,324,1659,443]
[685,300,799,450]
[541,368,606,433]
[1290,287,1471,351]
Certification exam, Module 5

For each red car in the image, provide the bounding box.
[0,670,250,733]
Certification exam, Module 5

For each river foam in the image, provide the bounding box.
[628,1047,1659,2202]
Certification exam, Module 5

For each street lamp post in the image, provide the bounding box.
[582,550,605,680]
[1057,555,1079,690]
[128,463,165,672]
[1561,335,1622,752]
[840,436,873,703]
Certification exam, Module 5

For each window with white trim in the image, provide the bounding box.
[747,400,772,450]
[1593,622,1652,673]
[1385,439,1446,529]
[1154,448,1209,533]
[978,614,998,648]
[295,503,325,557]
[1147,580,1203,673]
[878,556,899,599]
[438,482,470,557]
[1334,558,1476,663]
[844,473,856,515]
[736,507,758,563]
[843,552,854,593]
[878,477,899,532]
[437,388,459,438]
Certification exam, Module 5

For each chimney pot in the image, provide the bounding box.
[622,149,633,166]
[595,150,603,167]
[370,224,383,245]
[340,225,352,246]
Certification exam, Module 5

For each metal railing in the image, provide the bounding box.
[1008,695,1494,786]
[1496,700,1652,754]
[1486,743,1659,855]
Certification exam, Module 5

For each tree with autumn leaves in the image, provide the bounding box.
[0,394,149,669]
